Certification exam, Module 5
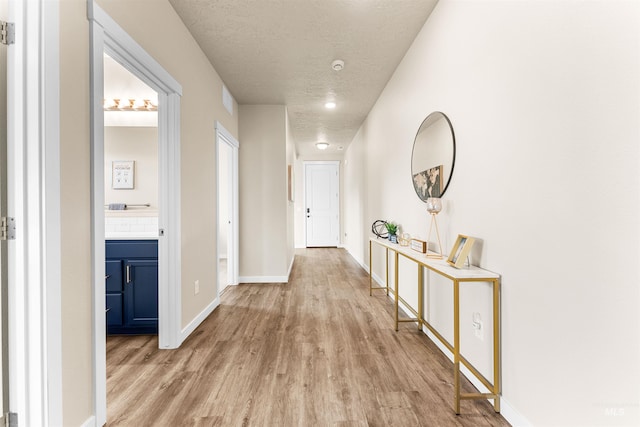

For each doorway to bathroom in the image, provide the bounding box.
[89,5,183,424]
[216,122,239,295]
[103,53,160,335]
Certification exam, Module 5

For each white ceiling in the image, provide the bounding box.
[167,0,439,156]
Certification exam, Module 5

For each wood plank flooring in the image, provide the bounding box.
[106,248,510,426]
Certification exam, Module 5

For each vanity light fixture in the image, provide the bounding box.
[316,142,329,150]
[325,101,336,109]
[103,98,158,111]
[426,197,444,258]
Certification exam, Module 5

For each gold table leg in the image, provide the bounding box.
[394,250,399,332]
[385,248,389,295]
[369,240,373,296]
[417,265,423,330]
[453,279,461,414]
[493,278,501,412]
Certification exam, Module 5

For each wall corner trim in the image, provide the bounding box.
[80,415,97,427]
[287,257,295,279]
[180,297,220,343]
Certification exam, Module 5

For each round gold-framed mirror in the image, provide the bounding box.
[411,111,456,201]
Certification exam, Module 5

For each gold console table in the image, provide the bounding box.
[369,237,501,414]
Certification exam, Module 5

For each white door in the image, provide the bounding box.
[216,122,239,294]
[0,0,8,421]
[305,162,339,247]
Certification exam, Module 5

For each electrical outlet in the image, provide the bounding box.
[472,312,483,341]
[475,320,484,341]
[194,280,200,295]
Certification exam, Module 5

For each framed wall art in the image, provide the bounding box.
[447,234,476,268]
[112,160,135,189]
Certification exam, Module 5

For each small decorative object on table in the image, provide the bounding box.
[385,222,398,244]
[371,220,389,239]
[398,232,411,246]
[410,238,427,253]
[426,197,444,258]
[447,234,476,268]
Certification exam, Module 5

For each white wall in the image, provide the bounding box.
[104,126,158,209]
[238,105,293,281]
[343,1,640,426]
[285,111,296,268]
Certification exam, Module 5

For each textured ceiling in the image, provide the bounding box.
[168,0,438,156]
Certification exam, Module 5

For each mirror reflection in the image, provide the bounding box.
[411,111,456,201]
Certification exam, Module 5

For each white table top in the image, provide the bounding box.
[370,236,500,280]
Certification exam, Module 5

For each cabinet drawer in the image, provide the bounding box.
[106,240,158,259]
[105,260,123,292]
[106,293,123,327]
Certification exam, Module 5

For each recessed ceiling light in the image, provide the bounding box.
[331,59,345,71]
[325,102,336,109]
[338,146,344,151]
[316,142,329,150]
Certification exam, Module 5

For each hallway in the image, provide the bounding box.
[106,249,510,426]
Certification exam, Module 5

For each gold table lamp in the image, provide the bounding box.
[426,197,443,258]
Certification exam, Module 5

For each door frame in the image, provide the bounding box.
[303,160,340,247]
[215,121,239,293]
[88,2,183,425]
[6,0,63,425]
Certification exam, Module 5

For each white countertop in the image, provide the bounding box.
[105,232,158,240]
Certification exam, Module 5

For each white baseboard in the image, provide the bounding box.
[287,256,295,279]
[80,416,96,427]
[344,246,369,274]
[180,297,219,343]
[239,275,289,283]
[367,266,530,427]
[499,398,532,427]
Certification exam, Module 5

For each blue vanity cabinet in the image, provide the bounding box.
[105,259,124,328]
[106,240,158,335]
[124,259,158,329]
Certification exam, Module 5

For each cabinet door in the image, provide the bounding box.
[124,259,158,328]
[106,293,123,327]
[105,259,123,292]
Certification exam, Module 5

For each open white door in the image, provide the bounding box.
[0,0,8,421]
[216,122,239,294]
[304,161,340,247]
[3,0,63,424]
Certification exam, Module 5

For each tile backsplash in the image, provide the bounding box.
[105,215,158,234]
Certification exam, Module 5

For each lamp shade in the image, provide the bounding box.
[426,197,442,214]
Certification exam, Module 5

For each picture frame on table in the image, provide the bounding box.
[447,234,475,268]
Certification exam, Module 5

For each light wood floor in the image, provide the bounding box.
[106,248,510,426]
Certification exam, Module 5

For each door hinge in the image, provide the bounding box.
[5,412,18,427]
[1,217,16,240]
[1,21,15,45]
